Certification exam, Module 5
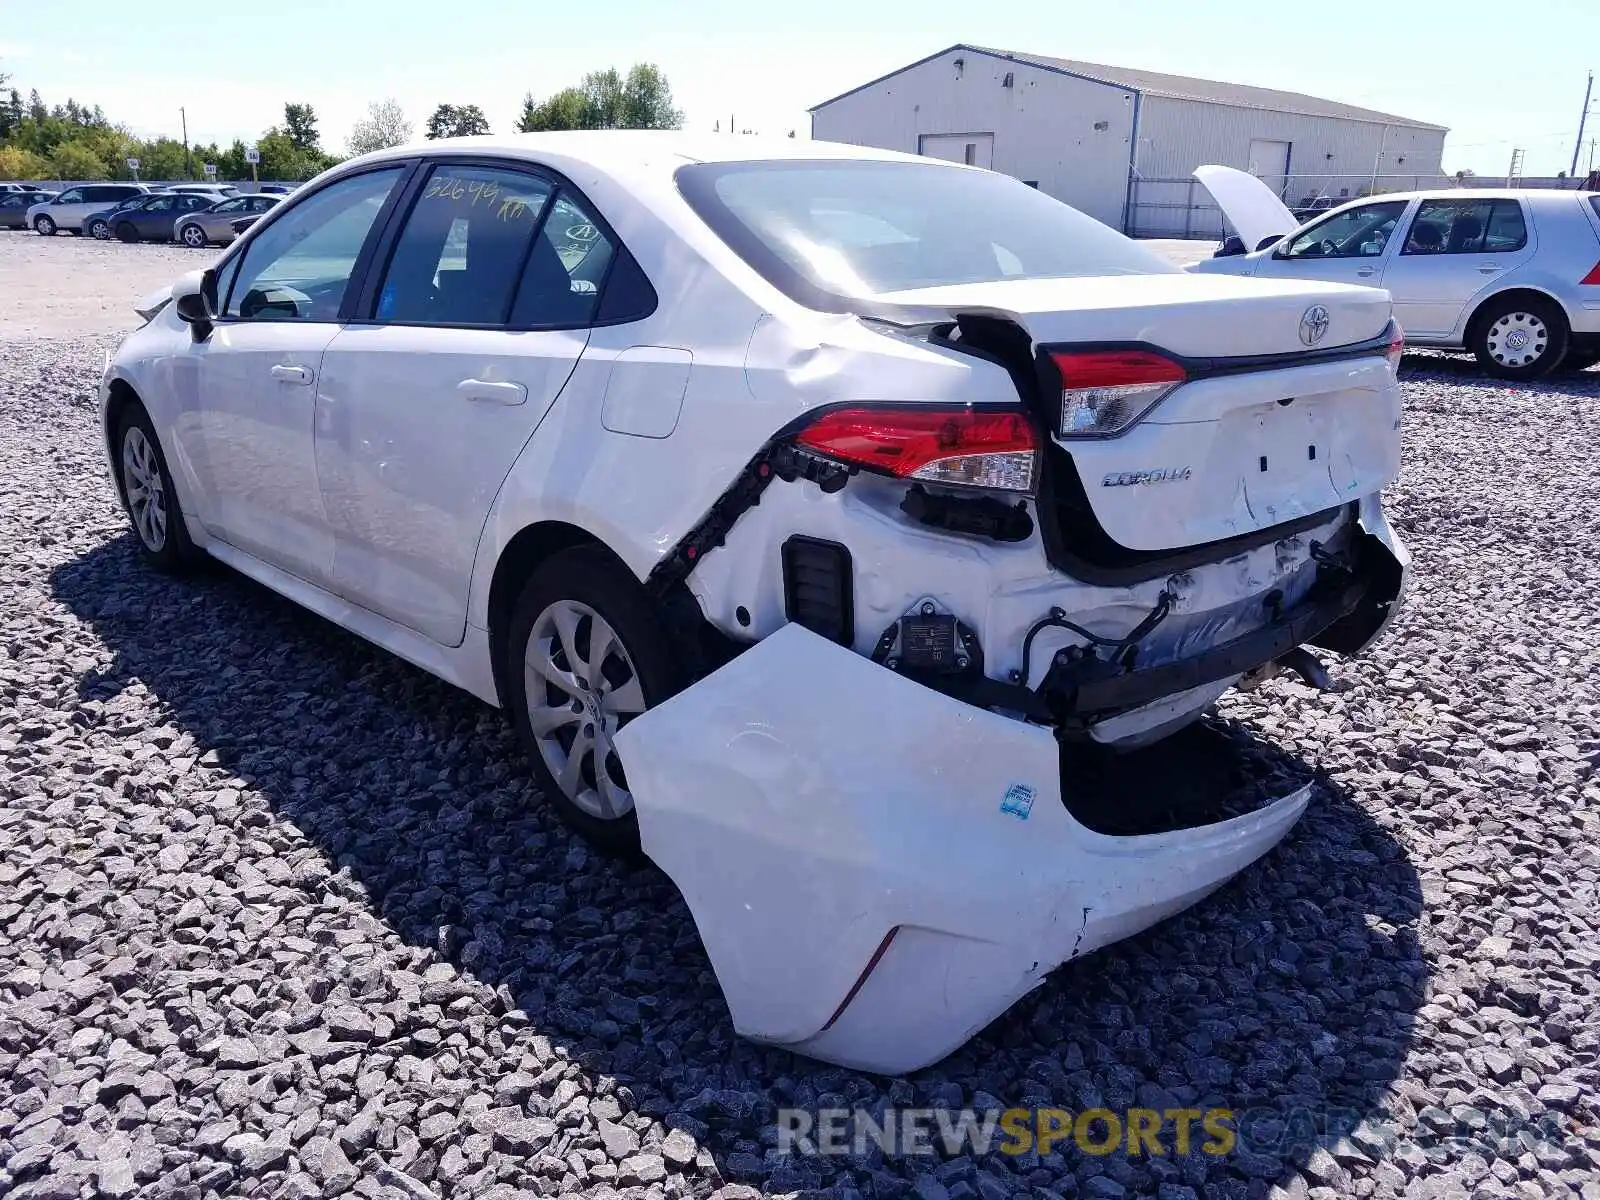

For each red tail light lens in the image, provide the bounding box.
[1581,260,1600,286]
[793,406,1038,492]
[1049,349,1187,437]
[1386,322,1405,373]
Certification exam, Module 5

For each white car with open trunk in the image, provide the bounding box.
[100,132,1408,1074]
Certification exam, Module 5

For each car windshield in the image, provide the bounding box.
[678,159,1173,308]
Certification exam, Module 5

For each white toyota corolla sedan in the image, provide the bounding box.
[102,133,1408,1073]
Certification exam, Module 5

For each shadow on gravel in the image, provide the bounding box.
[52,535,1428,1198]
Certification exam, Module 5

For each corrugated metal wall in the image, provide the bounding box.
[1135,95,1448,205]
[811,50,1136,228]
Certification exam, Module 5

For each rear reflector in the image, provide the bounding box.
[1049,349,1187,437]
[1582,260,1600,286]
[1386,322,1405,373]
[793,406,1038,492]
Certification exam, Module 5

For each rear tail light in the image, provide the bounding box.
[1048,349,1187,437]
[792,405,1038,493]
[1386,322,1405,373]
[1581,260,1600,286]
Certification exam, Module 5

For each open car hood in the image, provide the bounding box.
[1194,165,1299,249]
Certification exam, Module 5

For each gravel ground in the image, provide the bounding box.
[2,236,1599,1200]
[0,233,211,339]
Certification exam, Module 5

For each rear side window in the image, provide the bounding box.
[374,165,554,326]
[508,192,614,327]
[1482,201,1527,252]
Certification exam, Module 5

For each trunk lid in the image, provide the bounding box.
[875,273,1400,556]
[1192,164,1300,249]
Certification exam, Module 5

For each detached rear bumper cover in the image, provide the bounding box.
[614,627,1310,1075]
[613,496,1405,1075]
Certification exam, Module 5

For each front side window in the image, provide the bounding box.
[677,159,1174,308]
[251,197,279,213]
[55,188,85,204]
[224,167,405,322]
[374,165,554,326]
[211,197,247,214]
[1280,200,1409,260]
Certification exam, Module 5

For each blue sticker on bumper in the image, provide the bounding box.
[1000,783,1035,820]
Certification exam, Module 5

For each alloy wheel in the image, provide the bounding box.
[90,221,110,240]
[523,599,646,820]
[1485,311,1549,369]
[181,224,206,248]
[121,426,167,551]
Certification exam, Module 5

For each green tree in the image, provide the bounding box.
[51,140,110,180]
[282,102,320,153]
[517,88,587,132]
[0,145,51,180]
[517,63,682,133]
[425,103,490,139]
[132,137,191,181]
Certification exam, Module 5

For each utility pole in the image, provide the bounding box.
[1572,72,1594,178]
[181,106,192,179]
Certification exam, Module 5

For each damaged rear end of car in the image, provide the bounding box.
[615,154,1409,1073]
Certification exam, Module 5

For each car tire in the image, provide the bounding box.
[33,215,55,235]
[115,222,140,244]
[504,545,687,857]
[88,218,110,240]
[1469,294,1569,380]
[113,404,198,572]
[179,223,208,249]
[1561,350,1600,373]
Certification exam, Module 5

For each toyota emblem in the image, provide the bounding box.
[1299,305,1331,346]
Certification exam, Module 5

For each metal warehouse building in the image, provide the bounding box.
[810,45,1449,236]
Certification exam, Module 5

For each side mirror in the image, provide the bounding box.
[172,269,217,341]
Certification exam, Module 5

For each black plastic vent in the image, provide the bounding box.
[782,536,854,646]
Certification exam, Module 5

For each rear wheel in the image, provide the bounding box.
[115,222,139,244]
[504,546,686,856]
[1470,295,1569,380]
[33,214,55,235]
[113,405,198,571]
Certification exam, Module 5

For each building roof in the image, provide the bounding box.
[811,45,1448,132]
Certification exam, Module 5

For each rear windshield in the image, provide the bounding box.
[677,159,1173,311]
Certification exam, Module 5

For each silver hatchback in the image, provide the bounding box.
[1193,167,1600,379]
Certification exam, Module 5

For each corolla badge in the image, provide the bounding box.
[1300,304,1331,346]
[1102,467,1192,487]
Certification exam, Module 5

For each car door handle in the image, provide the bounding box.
[1355,267,1376,277]
[456,379,528,405]
[1477,264,1504,275]
[269,363,315,385]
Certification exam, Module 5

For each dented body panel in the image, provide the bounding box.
[615,624,1314,1075]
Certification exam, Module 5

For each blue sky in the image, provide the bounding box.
[2,0,1596,176]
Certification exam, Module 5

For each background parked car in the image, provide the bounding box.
[255,183,295,194]
[105,192,219,243]
[28,183,150,235]
[167,183,239,201]
[173,193,281,247]
[1193,166,1600,378]
[84,193,164,240]
[0,190,57,229]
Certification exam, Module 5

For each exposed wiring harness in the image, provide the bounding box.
[1019,588,1176,687]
